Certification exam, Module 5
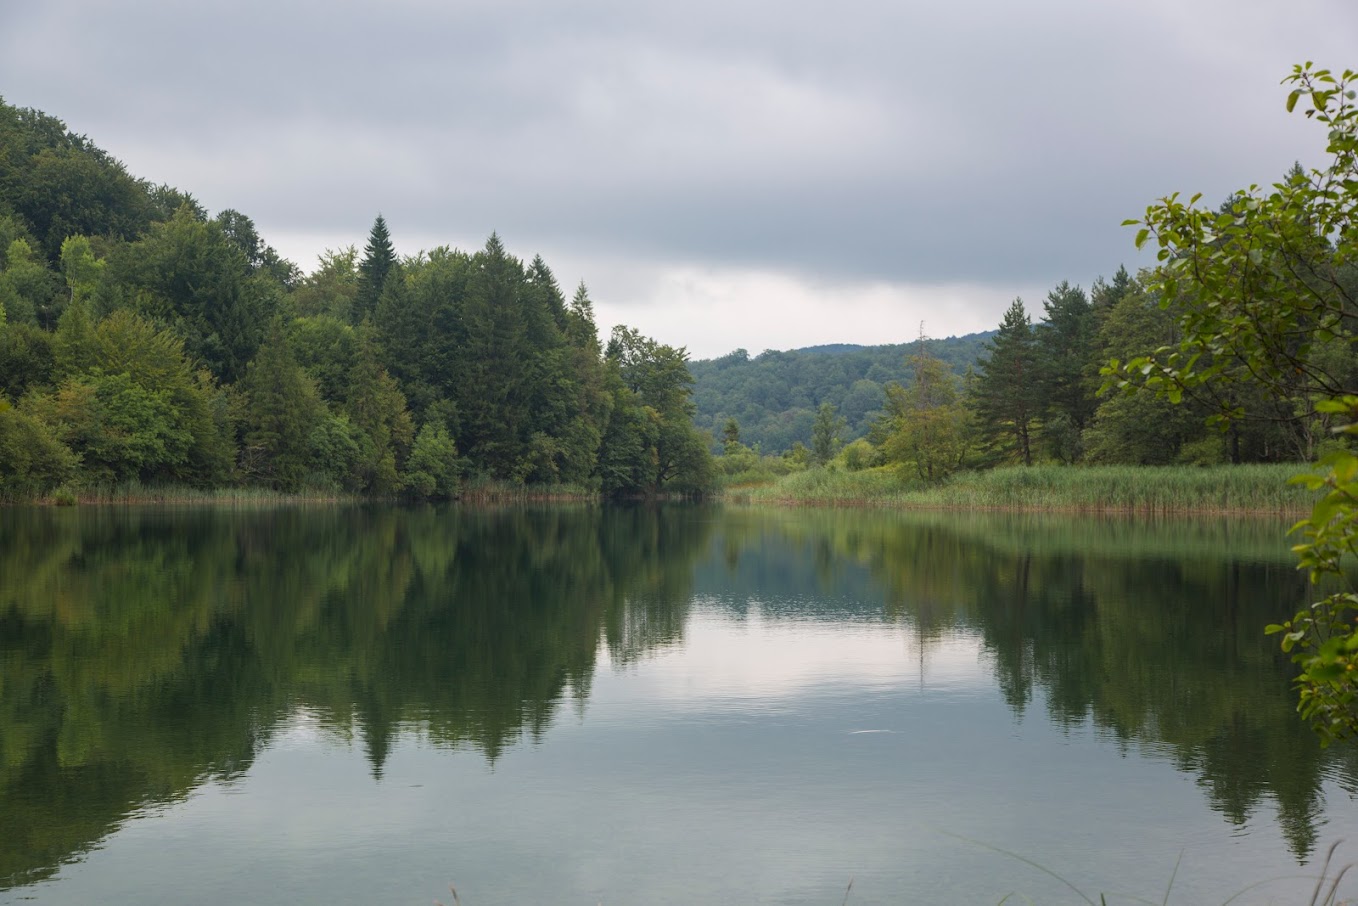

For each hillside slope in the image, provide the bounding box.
[689,332,994,452]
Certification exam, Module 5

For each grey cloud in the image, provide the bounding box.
[2,0,1355,293]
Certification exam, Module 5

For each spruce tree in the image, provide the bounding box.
[353,215,396,325]
[1036,281,1097,461]
[973,299,1040,465]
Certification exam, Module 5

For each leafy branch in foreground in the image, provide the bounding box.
[1110,63,1358,744]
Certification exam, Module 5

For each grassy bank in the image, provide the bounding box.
[455,478,598,504]
[732,463,1315,514]
[18,482,361,507]
[6,478,603,508]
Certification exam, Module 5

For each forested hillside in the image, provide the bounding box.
[0,98,712,498]
[689,332,993,453]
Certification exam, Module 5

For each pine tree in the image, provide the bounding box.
[973,299,1040,465]
[353,215,396,325]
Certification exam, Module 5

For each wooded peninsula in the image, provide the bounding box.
[0,95,1347,508]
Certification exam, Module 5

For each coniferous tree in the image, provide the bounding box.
[1035,281,1097,462]
[1091,265,1132,318]
[241,321,325,488]
[459,233,531,477]
[973,299,1040,465]
[353,215,396,325]
[344,329,414,494]
[811,402,845,464]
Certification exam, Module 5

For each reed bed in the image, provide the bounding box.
[30,481,359,507]
[742,463,1315,515]
[455,478,598,504]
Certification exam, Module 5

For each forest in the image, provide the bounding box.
[0,97,713,499]
[3,92,1355,503]
[709,255,1358,487]
[688,332,993,453]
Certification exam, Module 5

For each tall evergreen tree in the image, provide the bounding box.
[1036,281,1097,462]
[344,329,414,494]
[1091,265,1133,317]
[811,402,846,464]
[973,299,1040,465]
[241,321,325,488]
[353,215,396,325]
[459,233,532,477]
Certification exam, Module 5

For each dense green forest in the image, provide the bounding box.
[0,98,713,499]
[689,332,993,453]
[5,93,1352,503]
[711,260,1358,485]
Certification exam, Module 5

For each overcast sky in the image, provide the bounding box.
[2,1,1354,358]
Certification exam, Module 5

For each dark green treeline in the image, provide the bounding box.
[0,98,712,498]
[703,262,1358,475]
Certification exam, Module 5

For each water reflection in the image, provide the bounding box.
[700,509,1358,860]
[0,504,712,889]
[1,504,1355,895]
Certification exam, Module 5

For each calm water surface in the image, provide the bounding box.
[1,505,1356,904]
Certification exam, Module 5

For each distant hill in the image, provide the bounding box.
[688,331,995,453]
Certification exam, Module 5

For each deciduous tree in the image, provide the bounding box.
[1116,63,1358,743]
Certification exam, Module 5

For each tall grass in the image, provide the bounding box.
[455,477,598,504]
[33,481,360,507]
[741,463,1315,514]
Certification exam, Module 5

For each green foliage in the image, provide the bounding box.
[1117,63,1358,743]
[292,246,358,320]
[0,100,158,261]
[837,437,881,472]
[878,350,971,481]
[241,321,325,489]
[342,331,413,494]
[105,206,276,383]
[811,401,845,465]
[748,461,1309,512]
[600,325,713,496]
[1035,281,1097,461]
[353,215,396,325]
[28,371,191,484]
[0,397,76,496]
[0,237,62,327]
[0,95,712,500]
[0,321,55,398]
[721,417,741,448]
[688,332,995,453]
[59,235,103,308]
[403,422,461,499]
[972,299,1040,466]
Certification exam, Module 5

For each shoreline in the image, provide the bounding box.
[5,464,1319,517]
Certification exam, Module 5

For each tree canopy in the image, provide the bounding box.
[0,96,712,500]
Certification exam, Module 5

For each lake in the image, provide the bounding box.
[1,504,1356,904]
